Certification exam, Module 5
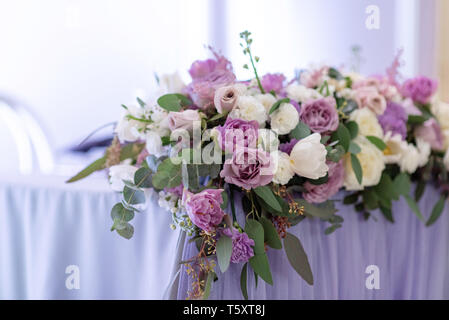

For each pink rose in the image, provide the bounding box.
[214,85,240,114]
[299,97,339,134]
[220,148,274,190]
[183,188,225,232]
[303,160,344,204]
[168,110,201,131]
[414,118,444,151]
[354,86,387,115]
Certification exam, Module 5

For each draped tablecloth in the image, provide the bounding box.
[170,187,449,300]
[0,174,180,299]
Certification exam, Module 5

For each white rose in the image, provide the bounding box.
[350,108,384,138]
[344,136,385,191]
[383,132,408,164]
[399,144,420,174]
[255,93,277,114]
[444,148,449,171]
[258,129,279,153]
[432,101,449,130]
[115,105,146,142]
[286,84,322,103]
[272,151,295,185]
[270,103,300,135]
[229,95,267,126]
[416,138,431,167]
[145,131,166,158]
[289,133,328,179]
[157,72,185,95]
[109,164,138,192]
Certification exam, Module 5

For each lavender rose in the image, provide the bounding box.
[299,97,339,134]
[168,109,201,131]
[261,73,286,94]
[401,76,438,104]
[220,148,274,190]
[414,118,444,151]
[222,227,255,263]
[216,118,259,152]
[303,160,344,204]
[214,85,240,114]
[378,101,408,139]
[183,189,225,232]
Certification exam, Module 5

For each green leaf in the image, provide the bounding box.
[216,235,233,273]
[343,193,359,205]
[332,124,351,152]
[134,167,152,188]
[348,141,361,154]
[157,94,192,112]
[182,163,200,191]
[394,173,411,196]
[415,180,426,202]
[346,121,359,139]
[116,222,134,239]
[269,98,290,115]
[221,191,228,210]
[208,113,226,122]
[245,219,265,255]
[66,157,105,183]
[307,174,329,186]
[240,263,248,300]
[379,205,394,223]
[296,199,337,220]
[290,121,311,140]
[119,142,146,161]
[408,115,428,125]
[366,136,387,151]
[123,186,145,205]
[202,271,215,300]
[404,194,424,221]
[136,97,146,108]
[374,173,398,201]
[152,158,182,189]
[324,224,342,235]
[327,145,346,162]
[362,189,378,210]
[328,67,343,80]
[110,203,134,224]
[249,253,273,285]
[259,216,282,249]
[426,195,446,227]
[341,99,358,114]
[254,186,282,213]
[284,232,314,285]
[350,154,363,185]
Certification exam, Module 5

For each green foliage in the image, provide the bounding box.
[269,98,290,114]
[66,157,106,183]
[216,235,233,273]
[253,186,282,213]
[426,195,446,226]
[366,136,387,151]
[240,263,248,300]
[350,154,363,185]
[157,94,192,112]
[152,158,182,189]
[290,121,312,140]
[331,123,351,152]
[284,232,314,285]
[259,216,282,249]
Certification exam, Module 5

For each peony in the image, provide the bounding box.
[270,103,300,135]
[260,73,286,94]
[214,85,240,114]
[168,109,201,132]
[222,228,255,263]
[183,188,225,232]
[257,129,279,153]
[414,118,444,151]
[216,118,259,152]
[289,133,328,180]
[220,148,274,190]
[354,86,387,115]
[255,93,277,114]
[229,95,268,126]
[286,83,322,103]
[299,97,339,134]
[383,132,408,164]
[272,151,295,185]
[344,136,385,191]
[303,160,344,203]
[349,108,384,138]
[401,76,437,104]
[108,164,138,192]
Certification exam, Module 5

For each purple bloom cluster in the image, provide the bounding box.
[261,73,286,94]
[303,160,344,204]
[222,227,255,263]
[401,76,438,104]
[377,101,408,139]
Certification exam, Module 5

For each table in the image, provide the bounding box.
[0,174,180,299]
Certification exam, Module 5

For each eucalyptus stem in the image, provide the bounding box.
[240,31,265,94]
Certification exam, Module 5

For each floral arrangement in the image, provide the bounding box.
[68,31,449,299]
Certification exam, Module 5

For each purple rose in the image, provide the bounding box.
[414,118,444,151]
[261,73,286,94]
[186,52,236,109]
[222,227,255,263]
[378,101,408,139]
[183,189,225,232]
[279,139,298,155]
[216,118,259,152]
[299,97,339,134]
[401,76,438,104]
[220,148,274,190]
[303,160,344,204]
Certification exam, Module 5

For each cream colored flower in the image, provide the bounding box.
[350,108,384,138]
[272,151,295,185]
[229,95,267,126]
[255,93,277,114]
[286,84,322,103]
[383,132,408,164]
[289,133,328,180]
[270,103,300,135]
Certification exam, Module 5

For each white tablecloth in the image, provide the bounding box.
[0,174,180,299]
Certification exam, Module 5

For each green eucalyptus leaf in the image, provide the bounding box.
[245,219,265,255]
[66,157,105,183]
[290,121,311,140]
[426,195,446,227]
[350,153,363,185]
[249,253,273,285]
[366,136,387,151]
[216,235,233,273]
[346,121,359,139]
[157,94,192,112]
[202,271,215,300]
[404,194,424,221]
[269,98,290,114]
[259,216,282,249]
[240,263,248,300]
[123,186,146,205]
[134,167,152,188]
[116,222,134,239]
[348,141,361,154]
[111,203,134,224]
[284,232,313,285]
[254,186,282,213]
[332,124,351,152]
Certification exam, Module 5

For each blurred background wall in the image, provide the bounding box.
[0,0,446,174]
